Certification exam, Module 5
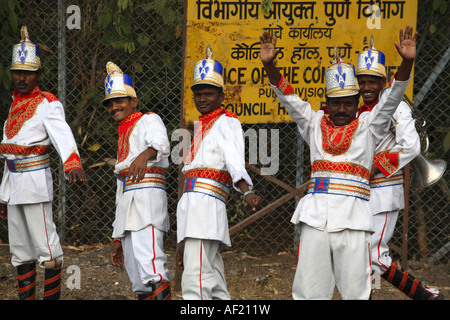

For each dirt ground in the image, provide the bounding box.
[0,243,448,301]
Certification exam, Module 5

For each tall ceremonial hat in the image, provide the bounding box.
[103,61,137,105]
[10,26,41,71]
[191,45,224,90]
[325,46,359,98]
[356,35,387,78]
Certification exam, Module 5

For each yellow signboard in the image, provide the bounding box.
[182,0,417,125]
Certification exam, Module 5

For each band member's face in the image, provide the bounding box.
[327,96,358,126]
[192,85,224,115]
[106,97,138,122]
[357,75,386,104]
[12,70,40,95]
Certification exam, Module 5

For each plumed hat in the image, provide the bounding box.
[356,35,386,78]
[103,61,137,105]
[325,46,359,98]
[191,45,224,90]
[11,26,41,71]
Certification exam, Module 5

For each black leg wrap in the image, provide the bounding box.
[138,281,171,300]
[151,281,171,300]
[43,268,62,300]
[17,262,36,300]
[138,293,153,300]
[381,262,441,300]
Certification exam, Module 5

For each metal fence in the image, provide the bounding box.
[0,0,448,265]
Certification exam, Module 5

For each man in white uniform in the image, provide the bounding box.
[259,25,417,299]
[356,38,443,300]
[105,62,171,300]
[0,26,87,300]
[176,46,262,300]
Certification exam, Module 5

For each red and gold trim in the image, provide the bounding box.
[373,150,400,177]
[321,117,359,155]
[123,168,167,192]
[184,168,232,203]
[5,87,61,139]
[6,87,43,139]
[184,167,232,185]
[311,159,370,181]
[308,176,371,200]
[64,152,83,173]
[6,154,50,172]
[276,74,295,95]
[0,143,48,156]
[370,172,403,188]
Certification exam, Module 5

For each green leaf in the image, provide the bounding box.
[7,0,16,11]
[433,0,442,10]
[99,11,112,30]
[440,0,448,14]
[429,24,437,34]
[137,33,150,46]
[9,11,17,32]
[262,0,272,13]
[88,143,101,152]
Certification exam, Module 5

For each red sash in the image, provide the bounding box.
[185,108,237,165]
[117,112,143,163]
[358,100,377,115]
[6,87,43,139]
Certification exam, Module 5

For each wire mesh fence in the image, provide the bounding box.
[0,0,448,264]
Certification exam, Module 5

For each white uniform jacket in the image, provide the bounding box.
[0,87,83,205]
[177,108,253,247]
[112,112,170,238]
[359,100,420,214]
[272,75,410,233]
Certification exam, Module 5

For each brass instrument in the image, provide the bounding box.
[403,95,447,189]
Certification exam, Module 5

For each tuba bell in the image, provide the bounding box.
[403,95,447,189]
[410,153,447,189]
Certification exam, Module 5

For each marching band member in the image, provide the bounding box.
[259,25,417,299]
[0,26,86,300]
[176,46,262,300]
[105,62,171,300]
[356,37,443,300]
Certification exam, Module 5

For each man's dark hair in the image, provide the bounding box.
[325,93,360,106]
[191,84,223,95]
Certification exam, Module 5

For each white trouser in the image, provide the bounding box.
[370,210,399,274]
[8,202,63,268]
[182,238,230,300]
[122,225,169,294]
[293,223,372,300]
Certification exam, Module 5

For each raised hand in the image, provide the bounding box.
[394,25,418,81]
[260,30,281,65]
[394,25,418,62]
[260,30,282,84]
